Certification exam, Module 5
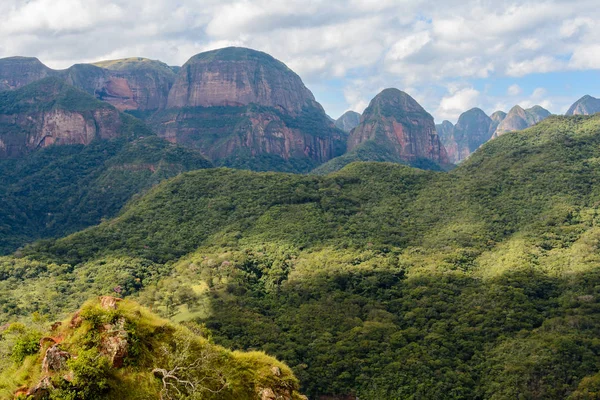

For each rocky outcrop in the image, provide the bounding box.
[0,78,126,158]
[15,297,305,400]
[347,88,449,166]
[566,95,600,116]
[335,111,361,132]
[492,105,551,138]
[488,110,507,137]
[63,58,176,111]
[436,120,457,162]
[0,56,175,111]
[167,47,316,114]
[155,47,346,170]
[155,106,344,166]
[42,345,70,373]
[441,108,493,164]
[26,377,54,400]
[0,57,53,91]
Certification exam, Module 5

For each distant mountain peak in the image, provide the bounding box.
[440,108,493,164]
[167,46,316,112]
[0,56,53,91]
[335,110,361,132]
[493,104,550,138]
[346,88,448,167]
[566,95,600,116]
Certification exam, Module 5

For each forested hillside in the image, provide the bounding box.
[3,114,600,398]
[0,136,212,254]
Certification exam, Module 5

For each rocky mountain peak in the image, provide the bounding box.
[492,104,550,138]
[490,110,507,123]
[566,95,600,116]
[335,111,361,132]
[367,88,428,116]
[166,47,316,113]
[438,108,493,164]
[0,56,53,91]
[0,77,127,158]
[347,88,449,166]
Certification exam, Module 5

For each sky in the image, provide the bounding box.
[1,0,599,123]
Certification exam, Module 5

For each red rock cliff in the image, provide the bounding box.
[348,88,449,165]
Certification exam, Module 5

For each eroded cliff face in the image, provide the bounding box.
[492,105,550,138]
[66,58,176,111]
[440,108,494,164]
[437,120,458,163]
[155,47,346,170]
[0,57,175,111]
[566,95,600,116]
[0,78,124,158]
[335,111,361,133]
[0,57,53,91]
[0,108,122,158]
[154,105,345,167]
[167,47,316,113]
[348,88,449,165]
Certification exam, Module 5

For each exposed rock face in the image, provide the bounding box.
[27,377,54,400]
[347,88,449,166]
[155,47,346,170]
[100,316,129,368]
[492,105,551,138]
[436,120,456,162]
[155,106,344,165]
[100,295,122,310]
[0,56,175,111]
[566,95,600,116]
[0,78,125,158]
[64,58,176,111]
[167,47,316,113]
[436,120,454,138]
[442,108,493,164]
[42,345,70,373]
[335,111,361,132]
[489,110,507,137]
[0,57,53,91]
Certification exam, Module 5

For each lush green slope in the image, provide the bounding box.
[5,115,600,398]
[0,297,304,399]
[0,136,212,254]
[311,140,445,174]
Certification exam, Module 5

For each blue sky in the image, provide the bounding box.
[0,0,599,123]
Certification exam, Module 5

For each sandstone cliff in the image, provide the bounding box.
[566,95,600,116]
[441,108,493,164]
[0,78,126,158]
[64,58,176,111]
[488,110,507,137]
[155,47,346,171]
[492,105,550,138]
[436,120,456,162]
[335,111,361,132]
[347,88,449,166]
[0,57,53,91]
[167,47,317,113]
[0,56,175,111]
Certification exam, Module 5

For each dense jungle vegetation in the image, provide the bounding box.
[3,115,600,398]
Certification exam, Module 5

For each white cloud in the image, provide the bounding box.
[507,84,523,96]
[0,0,599,120]
[506,56,564,77]
[436,87,480,121]
[569,45,600,70]
[560,17,593,38]
[386,32,431,62]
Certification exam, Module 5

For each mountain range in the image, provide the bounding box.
[1,48,597,171]
[3,46,600,399]
[4,112,600,399]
